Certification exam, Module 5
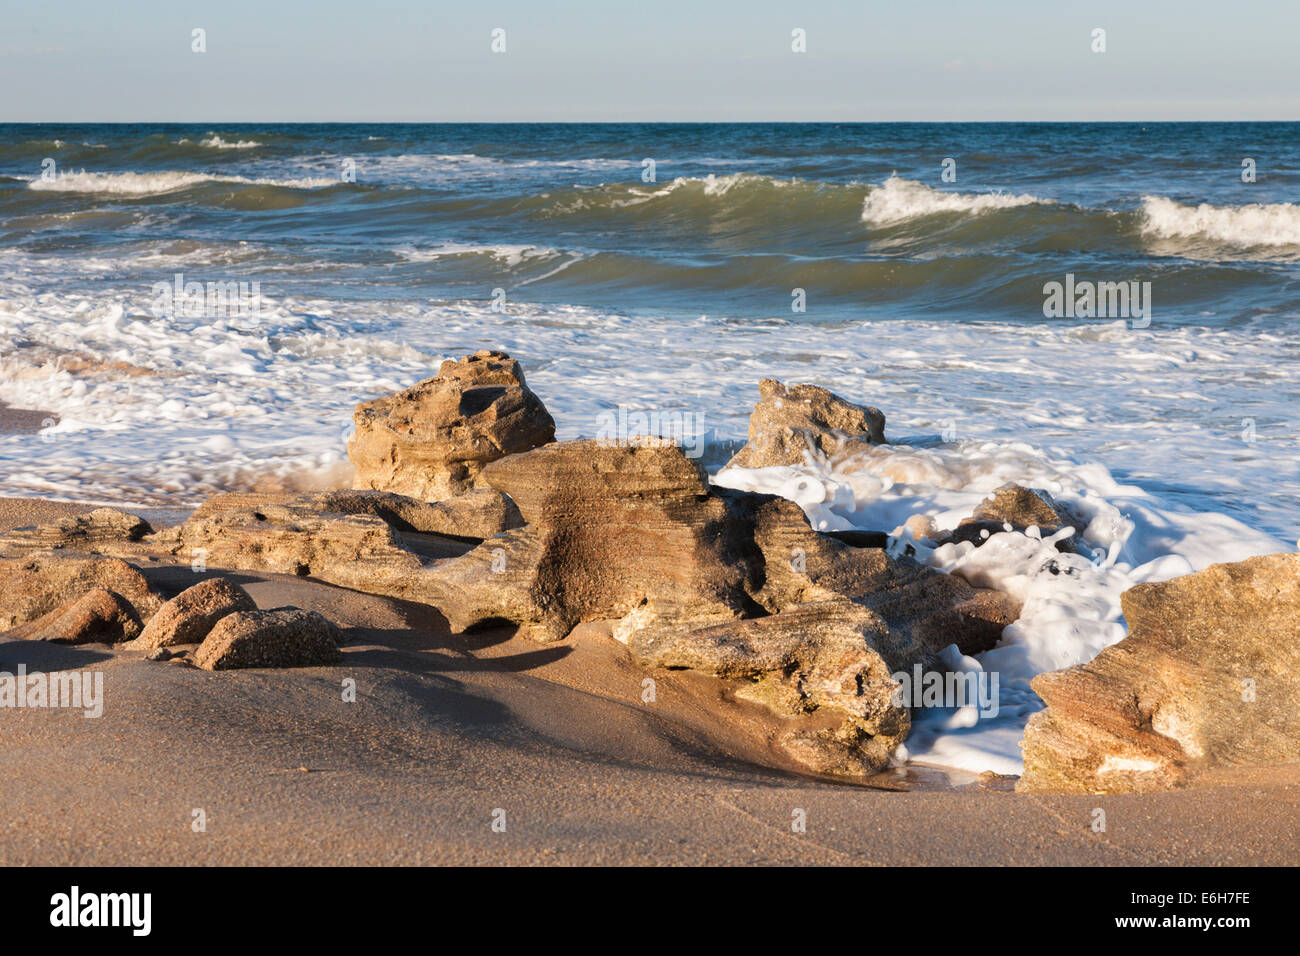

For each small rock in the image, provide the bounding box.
[193,608,345,670]
[725,379,886,469]
[129,577,256,650]
[349,349,556,501]
[4,587,143,644]
[0,554,163,631]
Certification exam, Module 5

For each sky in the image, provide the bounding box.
[2,0,1298,122]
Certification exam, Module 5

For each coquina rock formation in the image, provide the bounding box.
[724,378,886,469]
[348,349,555,513]
[1018,552,1300,793]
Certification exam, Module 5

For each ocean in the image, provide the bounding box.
[2,122,1296,772]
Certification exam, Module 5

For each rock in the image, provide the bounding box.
[943,483,1078,552]
[193,608,345,670]
[1018,552,1300,793]
[724,379,885,470]
[146,647,174,662]
[0,554,163,631]
[0,508,154,557]
[427,439,991,653]
[425,439,760,642]
[128,577,257,650]
[3,587,143,644]
[911,589,1021,656]
[349,349,555,501]
[187,488,523,541]
[160,500,430,603]
[616,599,918,776]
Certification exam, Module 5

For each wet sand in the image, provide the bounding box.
[1,496,1297,865]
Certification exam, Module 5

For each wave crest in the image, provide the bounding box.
[26,170,336,195]
[1140,195,1300,248]
[860,175,1049,225]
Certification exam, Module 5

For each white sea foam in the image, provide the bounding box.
[26,170,335,195]
[1141,195,1300,248]
[196,135,263,150]
[860,174,1048,225]
[713,439,1286,775]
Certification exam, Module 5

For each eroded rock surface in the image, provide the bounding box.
[725,379,885,470]
[0,554,163,631]
[128,577,257,651]
[193,607,344,670]
[4,587,143,644]
[1018,552,1300,793]
[349,349,555,501]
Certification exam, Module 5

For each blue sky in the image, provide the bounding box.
[3,0,1298,121]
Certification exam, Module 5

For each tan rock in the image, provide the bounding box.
[616,598,918,777]
[725,379,885,470]
[0,554,163,631]
[187,488,522,541]
[193,608,344,670]
[1018,552,1300,793]
[128,577,257,650]
[4,587,143,644]
[0,508,154,557]
[349,349,555,501]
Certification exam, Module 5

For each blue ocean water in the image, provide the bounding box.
[0,123,1296,543]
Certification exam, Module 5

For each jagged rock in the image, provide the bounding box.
[615,598,920,776]
[724,379,885,470]
[1018,552,1300,793]
[3,587,143,644]
[739,492,1012,656]
[0,508,153,557]
[187,489,522,541]
[426,438,992,657]
[938,483,1078,552]
[193,608,344,670]
[911,589,1021,655]
[426,439,759,642]
[128,577,257,650]
[349,349,555,501]
[0,554,163,631]
[159,500,432,603]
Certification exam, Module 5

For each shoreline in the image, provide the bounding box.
[1,493,1298,864]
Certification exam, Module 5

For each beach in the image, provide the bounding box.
[1,496,1296,867]
[3,123,1299,867]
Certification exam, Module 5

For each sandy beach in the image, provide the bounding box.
[2,495,1296,866]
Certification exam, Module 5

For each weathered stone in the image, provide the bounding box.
[1018,552,1300,793]
[159,500,431,603]
[193,608,344,670]
[911,589,1022,656]
[3,587,143,644]
[0,554,163,631]
[426,439,758,642]
[187,488,522,541]
[128,577,257,650]
[725,379,886,470]
[0,508,154,557]
[615,599,918,776]
[349,349,555,501]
